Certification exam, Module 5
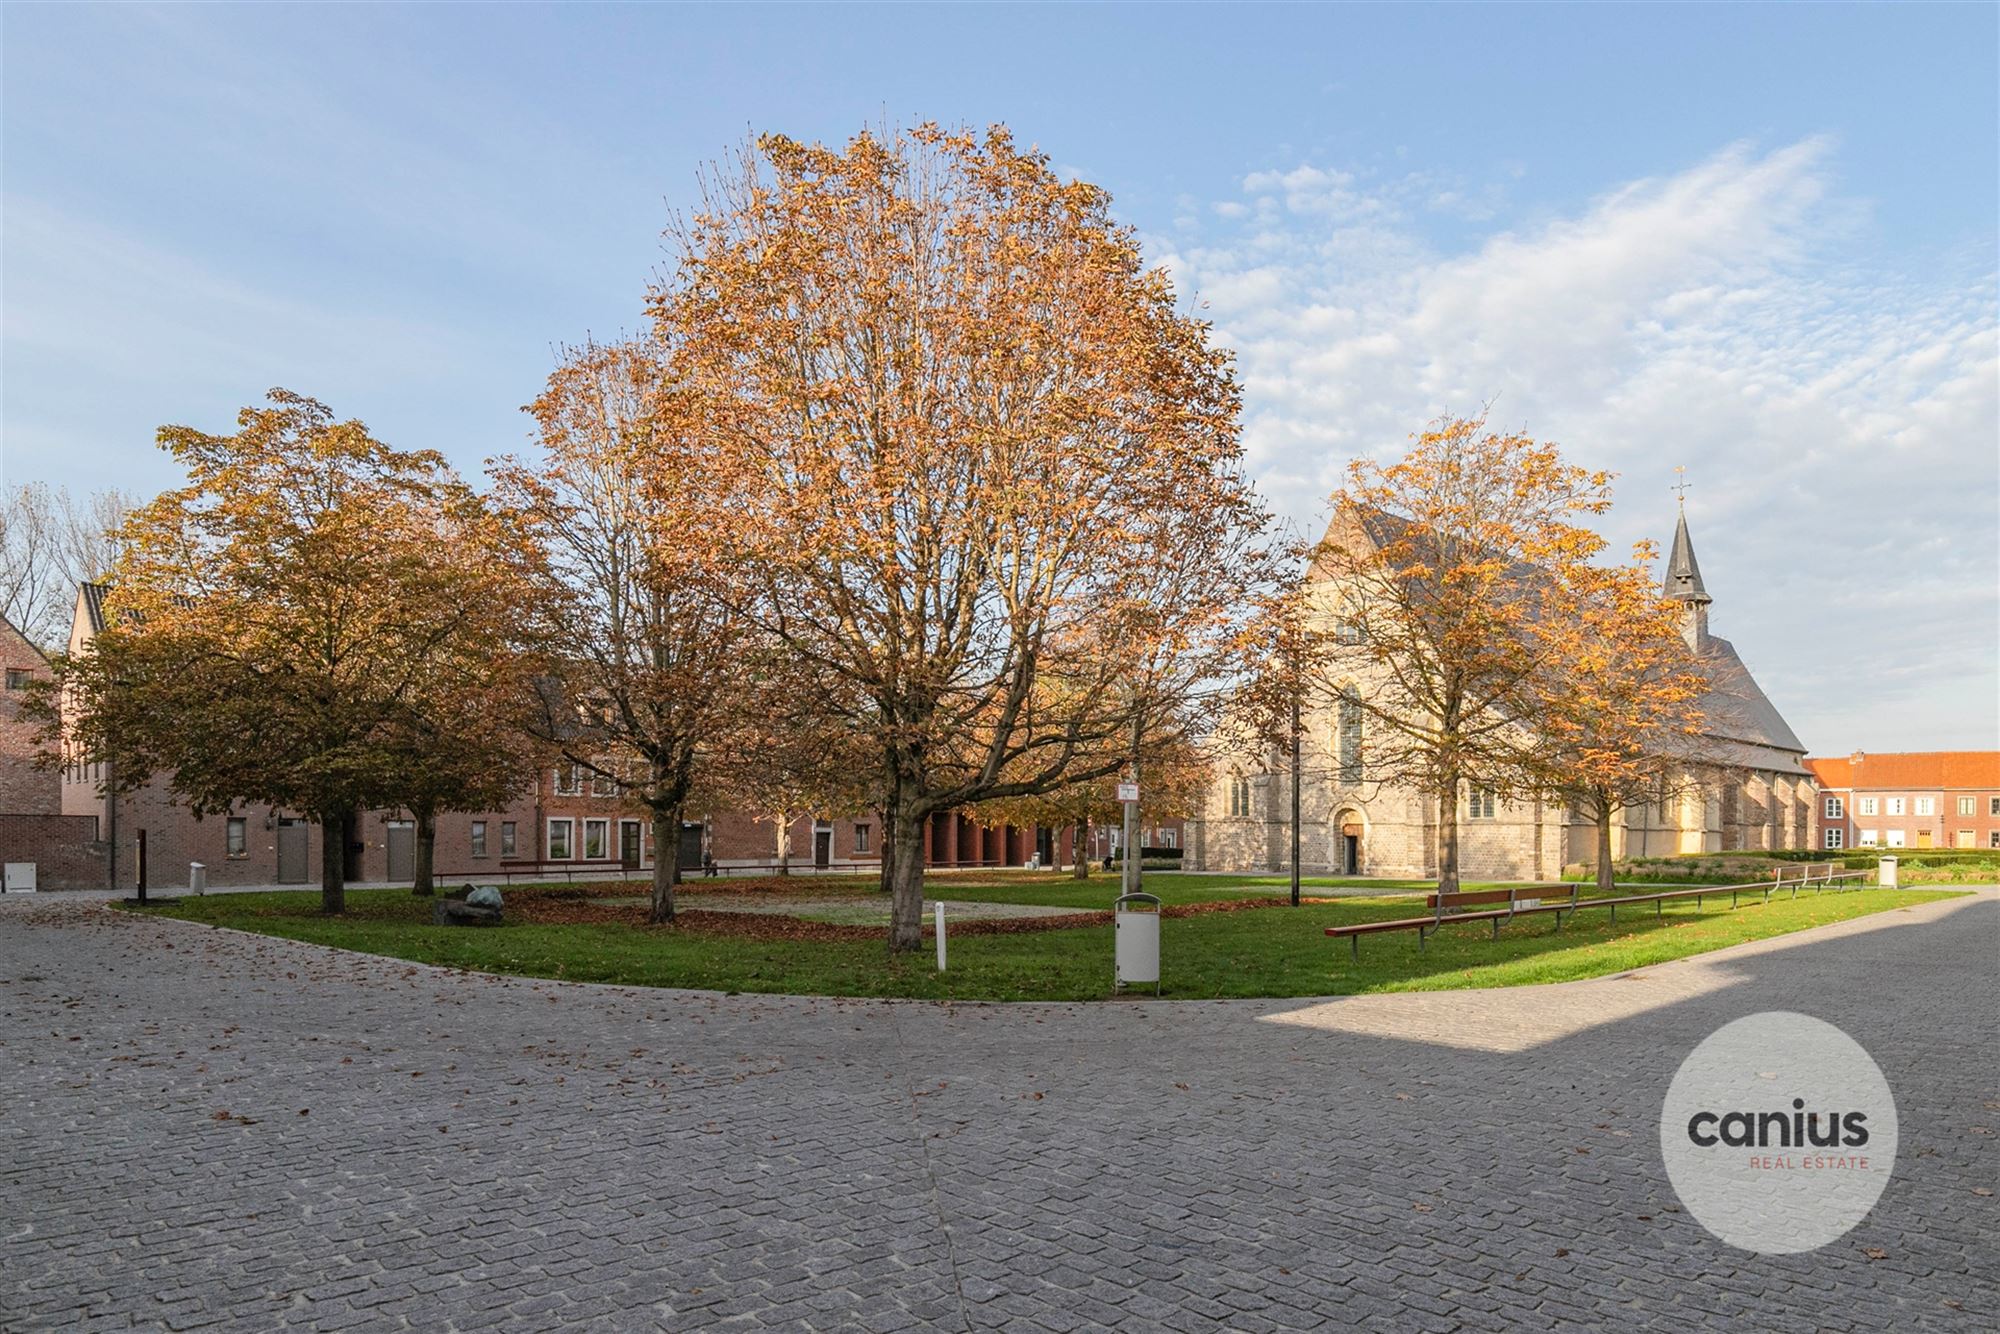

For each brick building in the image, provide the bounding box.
[1807,751,2000,851]
[48,583,1081,890]
[1187,507,1814,880]
[1,611,59,816]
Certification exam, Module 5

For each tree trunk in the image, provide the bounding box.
[319,813,346,915]
[887,809,926,951]
[650,806,678,923]
[879,809,897,895]
[1072,820,1089,879]
[1435,774,1461,901]
[412,808,436,896]
[1595,798,1616,894]
[776,814,791,876]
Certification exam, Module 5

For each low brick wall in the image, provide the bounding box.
[0,813,106,890]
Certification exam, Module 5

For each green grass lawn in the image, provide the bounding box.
[127,881,1966,1002]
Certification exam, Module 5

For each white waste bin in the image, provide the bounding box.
[189,862,207,896]
[1114,892,1161,994]
[1877,856,1897,889]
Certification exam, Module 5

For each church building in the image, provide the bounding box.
[1185,508,1814,880]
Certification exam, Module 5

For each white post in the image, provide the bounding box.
[934,901,947,971]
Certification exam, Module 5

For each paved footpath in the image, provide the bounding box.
[1,892,1994,1332]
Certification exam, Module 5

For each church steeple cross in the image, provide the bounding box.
[1671,466,1691,509]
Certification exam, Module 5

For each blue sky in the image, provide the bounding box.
[3,4,1995,753]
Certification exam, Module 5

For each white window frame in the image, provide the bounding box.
[470,821,487,859]
[226,816,248,859]
[1823,828,1843,850]
[583,818,609,860]
[1823,796,1844,819]
[1884,829,1906,848]
[1913,797,1935,816]
[1468,787,1496,820]
[548,818,574,860]
[1886,797,1906,816]
[1858,797,1879,816]
[500,822,517,857]
[1158,828,1178,849]
[853,823,871,853]
[1990,830,2000,849]
[553,765,583,797]
[1956,796,1976,816]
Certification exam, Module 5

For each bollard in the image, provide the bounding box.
[934,902,947,971]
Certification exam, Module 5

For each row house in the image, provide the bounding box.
[1807,751,2000,851]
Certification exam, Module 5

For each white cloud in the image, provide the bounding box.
[1160,139,2000,754]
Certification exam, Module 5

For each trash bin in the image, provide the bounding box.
[189,862,206,896]
[1877,856,1897,889]
[1113,892,1161,995]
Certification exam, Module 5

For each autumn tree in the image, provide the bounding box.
[42,391,519,913]
[1534,556,1709,891]
[1311,414,1625,897]
[498,340,755,923]
[1226,569,1330,905]
[0,483,135,650]
[971,734,1210,881]
[707,657,875,875]
[654,124,1272,950]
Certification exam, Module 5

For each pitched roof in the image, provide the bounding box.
[80,581,110,635]
[1696,635,1806,768]
[0,609,52,666]
[1806,751,2000,791]
[1663,510,1710,603]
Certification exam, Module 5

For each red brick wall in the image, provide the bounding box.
[0,813,106,890]
[0,619,59,816]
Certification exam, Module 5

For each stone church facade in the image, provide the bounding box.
[1186,509,1814,880]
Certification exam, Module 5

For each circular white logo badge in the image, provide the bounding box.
[1660,1011,1897,1254]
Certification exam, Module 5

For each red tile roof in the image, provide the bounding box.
[1806,751,2000,791]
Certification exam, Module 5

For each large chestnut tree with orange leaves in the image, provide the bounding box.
[653,125,1273,950]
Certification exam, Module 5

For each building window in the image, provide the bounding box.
[1991,831,2000,849]
[470,821,487,858]
[554,764,583,797]
[583,819,608,859]
[1885,797,1905,816]
[3,667,30,690]
[590,768,618,798]
[1956,796,1975,816]
[1857,797,1877,815]
[1227,776,1251,817]
[1468,787,1496,820]
[1337,690,1363,785]
[501,822,517,857]
[1158,827,1178,849]
[1913,797,1935,816]
[548,819,573,860]
[1823,796,1844,820]
[1859,829,1879,847]
[1823,828,1843,850]
[853,824,871,853]
[1990,796,2000,817]
[226,817,247,858]
[1884,829,1906,848]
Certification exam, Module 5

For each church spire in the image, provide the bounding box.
[1663,508,1710,605]
[1662,504,1711,652]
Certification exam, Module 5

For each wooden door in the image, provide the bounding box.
[620,821,642,869]
[386,823,415,881]
[276,822,309,883]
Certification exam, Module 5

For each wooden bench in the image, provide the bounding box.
[1325,884,1581,958]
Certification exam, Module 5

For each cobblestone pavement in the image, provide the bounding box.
[2,891,1994,1332]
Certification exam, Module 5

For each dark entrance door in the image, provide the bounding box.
[276,821,309,884]
[677,822,704,872]
[620,822,641,870]
[813,829,832,869]
[386,823,415,882]
[1342,830,1361,875]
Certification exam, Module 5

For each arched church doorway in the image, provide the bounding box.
[1334,810,1363,875]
